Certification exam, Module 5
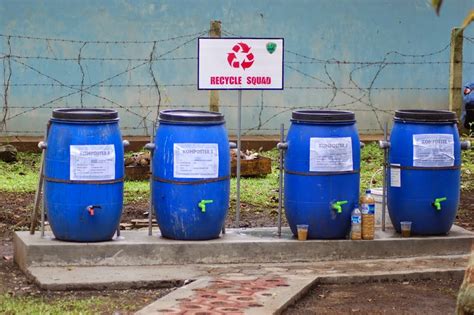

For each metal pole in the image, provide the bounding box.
[382,121,388,232]
[278,123,284,237]
[40,179,45,237]
[40,123,51,238]
[30,123,49,235]
[235,90,242,227]
[148,125,155,236]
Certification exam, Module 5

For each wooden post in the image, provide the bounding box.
[449,28,463,117]
[209,20,221,112]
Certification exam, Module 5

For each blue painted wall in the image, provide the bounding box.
[0,0,473,135]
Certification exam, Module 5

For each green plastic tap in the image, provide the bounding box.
[198,200,214,213]
[332,200,348,214]
[433,197,447,211]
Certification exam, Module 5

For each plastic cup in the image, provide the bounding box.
[296,224,309,241]
[400,221,412,237]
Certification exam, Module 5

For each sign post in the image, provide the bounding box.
[198,37,284,227]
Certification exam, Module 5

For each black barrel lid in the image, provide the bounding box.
[394,110,457,123]
[52,108,118,121]
[159,110,225,124]
[291,110,355,123]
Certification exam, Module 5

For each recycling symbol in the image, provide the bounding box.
[227,42,254,70]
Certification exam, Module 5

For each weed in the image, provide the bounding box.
[0,294,138,314]
[0,144,473,204]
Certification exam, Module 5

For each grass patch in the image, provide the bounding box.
[230,149,280,208]
[1,142,473,204]
[460,136,474,191]
[360,142,384,192]
[0,294,138,315]
[0,152,40,193]
[124,180,149,203]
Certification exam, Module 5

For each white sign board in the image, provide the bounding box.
[412,134,454,167]
[198,38,284,90]
[309,137,353,172]
[173,143,219,178]
[70,145,115,181]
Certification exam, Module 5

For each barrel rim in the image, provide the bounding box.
[291,110,355,123]
[52,108,118,121]
[394,110,457,123]
[159,109,225,124]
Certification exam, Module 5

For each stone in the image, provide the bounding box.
[0,144,17,162]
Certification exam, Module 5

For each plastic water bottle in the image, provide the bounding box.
[350,207,362,240]
[361,189,375,240]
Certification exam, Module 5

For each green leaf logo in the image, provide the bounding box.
[266,42,277,54]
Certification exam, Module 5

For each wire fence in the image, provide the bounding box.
[1,30,473,137]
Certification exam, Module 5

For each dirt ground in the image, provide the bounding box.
[457,190,474,231]
[0,189,472,313]
[283,278,462,315]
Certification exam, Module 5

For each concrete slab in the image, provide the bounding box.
[26,254,469,291]
[28,265,201,290]
[14,226,474,271]
[135,274,319,315]
[133,254,469,315]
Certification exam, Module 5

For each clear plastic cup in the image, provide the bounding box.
[296,224,309,241]
[400,221,412,237]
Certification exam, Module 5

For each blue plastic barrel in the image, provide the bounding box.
[151,110,230,240]
[44,109,124,242]
[284,110,361,239]
[388,110,461,235]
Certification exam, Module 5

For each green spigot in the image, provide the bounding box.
[332,200,348,214]
[198,199,214,213]
[432,197,447,211]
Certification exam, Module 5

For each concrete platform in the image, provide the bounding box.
[27,255,469,291]
[13,227,473,314]
[14,226,474,272]
[134,255,469,315]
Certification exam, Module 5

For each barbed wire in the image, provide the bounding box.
[1,28,472,137]
[0,83,452,90]
[2,31,207,124]
[0,127,388,135]
[0,31,207,44]
[0,54,197,62]
[1,105,397,112]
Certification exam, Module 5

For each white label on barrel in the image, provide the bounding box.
[309,137,353,172]
[390,164,401,187]
[70,145,115,180]
[173,143,219,178]
[413,134,454,167]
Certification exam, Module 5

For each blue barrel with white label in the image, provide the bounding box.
[44,109,124,242]
[284,110,360,239]
[388,110,461,235]
[151,110,230,240]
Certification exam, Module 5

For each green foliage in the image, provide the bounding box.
[0,145,473,204]
[0,294,137,315]
[0,153,40,192]
[460,137,474,191]
[124,180,149,203]
[230,149,280,207]
[360,142,384,192]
